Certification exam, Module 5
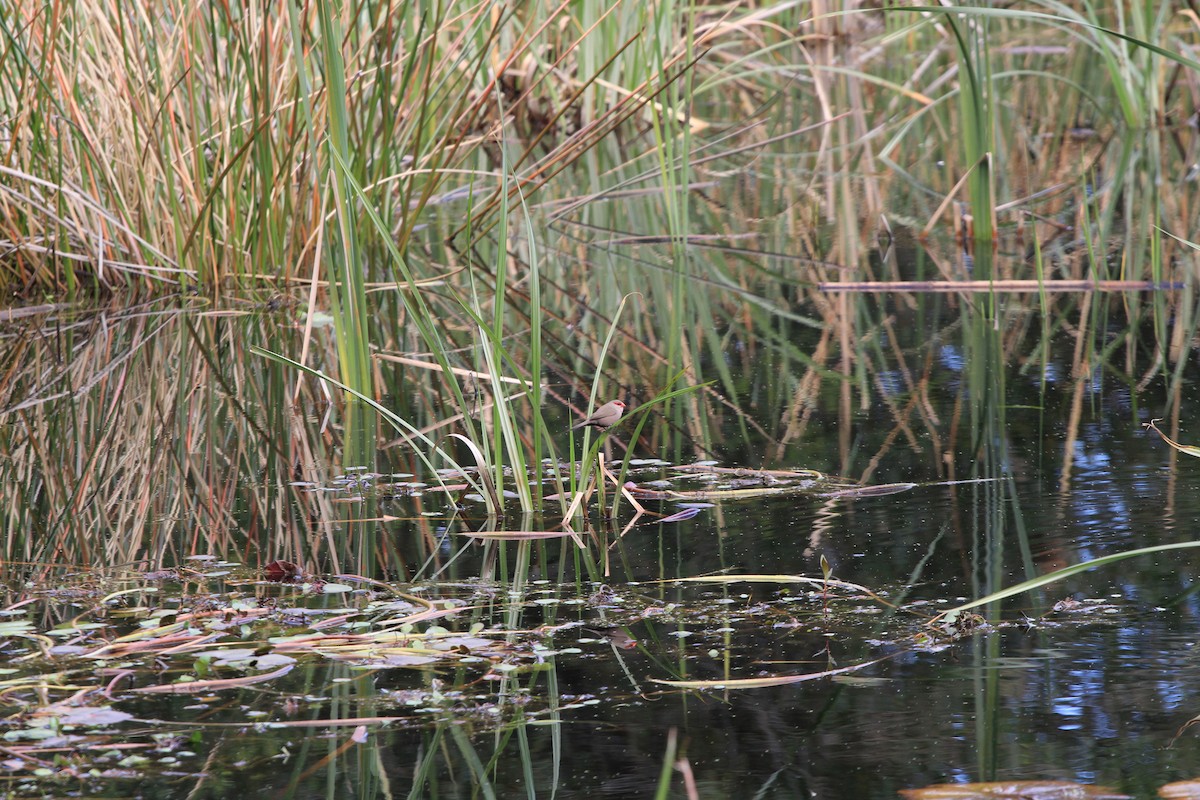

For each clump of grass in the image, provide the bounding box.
[4,2,1200,590]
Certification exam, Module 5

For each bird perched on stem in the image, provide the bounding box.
[572,399,626,430]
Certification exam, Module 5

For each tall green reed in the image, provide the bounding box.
[314,0,372,401]
[944,11,996,249]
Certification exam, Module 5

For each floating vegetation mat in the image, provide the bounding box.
[0,559,1135,791]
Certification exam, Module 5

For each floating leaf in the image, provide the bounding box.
[132,664,294,694]
[1161,779,1200,799]
[652,657,884,689]
[821,483,917,498]
[459,530,579,540]
[207,648,257,665]
[383,654,439,666]
[49,623,106,636]
[0,620,33,636]
[832,675,892,687]
[4,728,57,742]
[50,707,134,728]
[1145,418,1200,457]
[898,780,1129,799]
[253,654,297,670]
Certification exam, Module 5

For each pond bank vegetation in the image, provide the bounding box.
[3,3,1200,794]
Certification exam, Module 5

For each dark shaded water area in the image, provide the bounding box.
[3,290,1200,799]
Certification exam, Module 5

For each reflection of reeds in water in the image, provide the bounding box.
[0,263,1187,581]
[0,304,348,574]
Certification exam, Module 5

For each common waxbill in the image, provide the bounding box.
[572,399,626,430]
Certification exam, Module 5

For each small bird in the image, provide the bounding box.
[573,399,626,430]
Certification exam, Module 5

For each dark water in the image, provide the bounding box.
[4,291,1200,800]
